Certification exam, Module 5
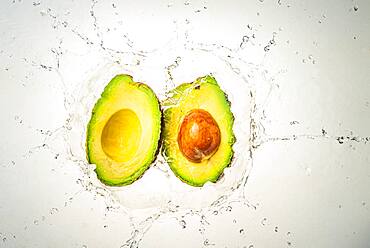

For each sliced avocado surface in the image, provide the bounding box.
[86,74,161,186]
[162,75,235,187]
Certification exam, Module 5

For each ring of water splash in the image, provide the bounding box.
[65,40,262,212]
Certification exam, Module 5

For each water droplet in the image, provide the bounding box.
[322,129,327,136]
[50,207,59,215]
[239,229,244,234]
[353,5,358,11]
[240,36,250,48]
[261,217,267,226]
[203,239,215,246]
[248,245,254,248]
[33,220,39,225]
[179,220,186,229]
[274,226,278,232]
[287,231,291,236]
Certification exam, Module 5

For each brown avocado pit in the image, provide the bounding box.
[177,109,221,163]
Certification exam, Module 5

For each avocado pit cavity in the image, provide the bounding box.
[101,109,142,163]
[177,109,221,163]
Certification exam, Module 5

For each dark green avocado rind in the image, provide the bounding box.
[162,75,235,187]
[86,74,162,186]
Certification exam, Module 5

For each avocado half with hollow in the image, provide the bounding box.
[86,74,161,186]
[162,75,235,187]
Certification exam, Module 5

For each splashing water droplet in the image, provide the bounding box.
[261,217,267,226]
[179,220,186,229]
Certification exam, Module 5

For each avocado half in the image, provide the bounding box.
[162,75,235,187]
[86,74,161,186]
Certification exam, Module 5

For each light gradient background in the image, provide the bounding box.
[0,0,369,247]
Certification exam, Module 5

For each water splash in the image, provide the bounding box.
[42,20,277,245]
[59,33,264,212]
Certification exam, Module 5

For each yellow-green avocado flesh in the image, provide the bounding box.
[162,75,235,187]
[86,74,161,186]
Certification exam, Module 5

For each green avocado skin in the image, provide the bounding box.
[86,74,162,186]
[162,75,235,187]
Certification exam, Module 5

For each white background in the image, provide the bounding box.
[0,0,369,247]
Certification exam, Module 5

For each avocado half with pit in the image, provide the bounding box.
[162,75,235,187]
[86,74,161,186]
